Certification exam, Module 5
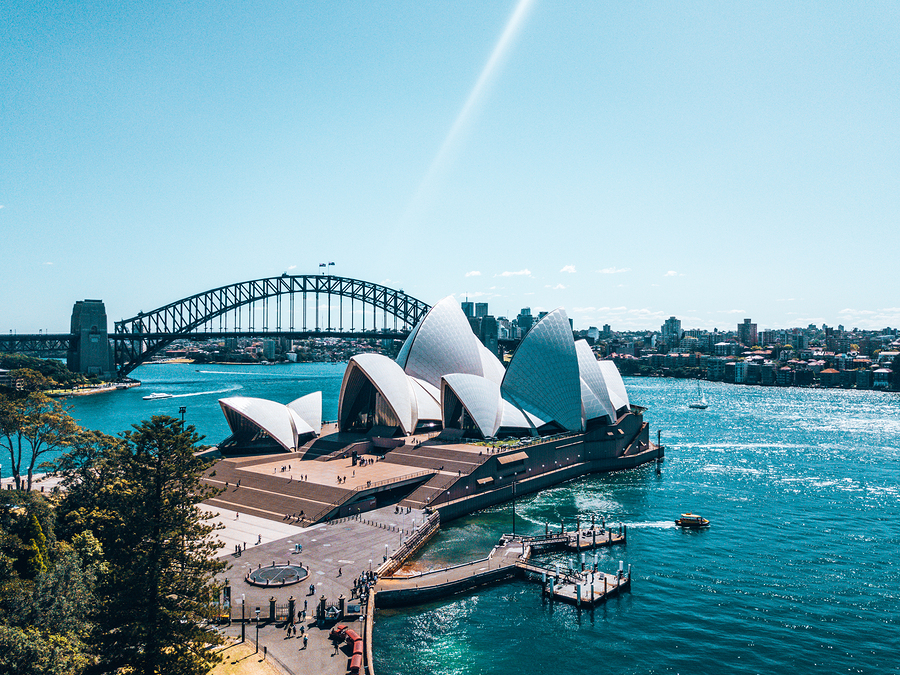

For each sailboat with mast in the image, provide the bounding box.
[688,381,708,409]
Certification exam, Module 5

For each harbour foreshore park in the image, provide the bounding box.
[200,298,660,675]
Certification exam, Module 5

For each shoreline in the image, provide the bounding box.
[47,380,141,398]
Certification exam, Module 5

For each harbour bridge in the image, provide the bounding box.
[0,275,431,378]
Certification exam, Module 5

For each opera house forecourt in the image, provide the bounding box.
[213,297,662,523]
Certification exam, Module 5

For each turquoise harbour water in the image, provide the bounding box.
[11,365,900,674]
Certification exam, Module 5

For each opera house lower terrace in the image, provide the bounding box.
[203,298,662,526]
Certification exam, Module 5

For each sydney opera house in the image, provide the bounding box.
[217,297,660,521]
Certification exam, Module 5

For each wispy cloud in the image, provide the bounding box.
[287,265,297,270]
[833,307,900,328]
[723,309,745,314]
[663,270,680,277]
[44,262,53,265]
[465,270,481,277]
[560,265,576,274]
[496,269,531,277]
[597,267,630,274]
[545,283,566,290]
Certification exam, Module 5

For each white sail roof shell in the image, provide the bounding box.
[574,340,617,422]
[478,342,507,385]
[219,396,311,451]
[499,397,534,431]
[287,391,322,435]
[580,380,606,422]
[410,377,442,422]
[441,373,503,438]
[396,296,486,388]
[339,354,417,435]
[598,360,630,412]
[501,308,584,432]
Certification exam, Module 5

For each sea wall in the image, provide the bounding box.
[434,412,656,523]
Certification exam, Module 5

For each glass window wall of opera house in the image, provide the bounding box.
[216,297,634,451]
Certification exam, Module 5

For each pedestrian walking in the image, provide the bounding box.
[303,634,308,650]
[338,567,342,577]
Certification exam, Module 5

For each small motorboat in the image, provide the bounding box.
[675,513,710,528]
[142,392,174,401]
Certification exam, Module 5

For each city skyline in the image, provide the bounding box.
[2,1,898,333]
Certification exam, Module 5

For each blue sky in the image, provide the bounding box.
[2,1,898,333]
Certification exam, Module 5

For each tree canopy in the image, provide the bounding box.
[0,354,86,389]
[1,414,227,675]
[56,416,226,675]
[0,393,80,490]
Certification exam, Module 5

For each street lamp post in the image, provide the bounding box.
[255,608,260,654]
[241,594,245,642]
[512,480,517,536]
[179,406,186,424]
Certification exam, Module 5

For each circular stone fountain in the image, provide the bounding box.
[246,563,309,587]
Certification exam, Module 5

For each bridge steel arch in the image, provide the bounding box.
[113,275,430,377]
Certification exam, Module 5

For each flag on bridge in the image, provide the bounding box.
[319,263,326,268]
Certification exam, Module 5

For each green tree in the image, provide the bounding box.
[0,354,86,389]
[11,368,58,393]
[31,545,97,640]
[51,430,128,543]
[0,625,89,675]
[58,416,226,675]
[0,491,95,675]
[24,513,49,577]
[0,393,80,490]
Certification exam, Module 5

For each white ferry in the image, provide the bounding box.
[142,392,174,401]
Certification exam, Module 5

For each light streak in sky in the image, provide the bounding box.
[402,0,535,223]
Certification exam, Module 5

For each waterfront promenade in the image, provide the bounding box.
[212,504,426,675]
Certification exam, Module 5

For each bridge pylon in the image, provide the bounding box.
[67,300,116,378]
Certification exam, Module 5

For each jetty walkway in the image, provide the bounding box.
[374,523,630,609]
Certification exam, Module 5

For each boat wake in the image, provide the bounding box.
[170,384,242,398]
[624,520,677,529]
[197,371,261,376]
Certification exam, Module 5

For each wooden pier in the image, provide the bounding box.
[507,522,627,554]
[517,560,631,607]
[375,521,631,608]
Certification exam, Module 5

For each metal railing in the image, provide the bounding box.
[309,470,433,523]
